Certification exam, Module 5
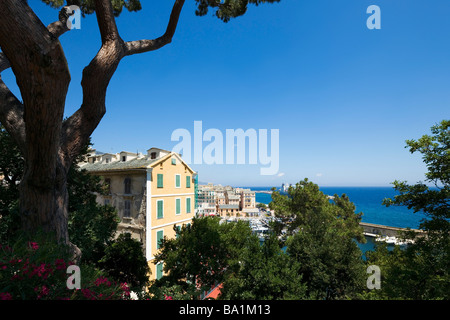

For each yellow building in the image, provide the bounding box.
[81,147,197,281]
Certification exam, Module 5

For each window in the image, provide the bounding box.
[157,200,164,219]
[156,263,163,280]
[176,198,181,215]
[157,174,163,188]
[156,230,163,249]
[124,200,131,217]
[150,152,157,159]
[171,158,176,165]
[176,225,181,239]
[104,199,110,206]
[122,156,126,162]
[186,176,191,188]
[186,197,191,214]
[124,178,131,194]
[175,174,181,188]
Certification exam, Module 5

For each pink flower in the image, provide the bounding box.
[120,283,130,297]
[94,276,111,287]
[28,242,39,250]
[82,288,95,300]
[54,259,66,270]
[164,294,173,300]
[0,292,12,300]
[34,286,50,299]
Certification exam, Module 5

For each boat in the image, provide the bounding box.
[374,235,413,246]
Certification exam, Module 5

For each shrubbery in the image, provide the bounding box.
[0,233,131,300]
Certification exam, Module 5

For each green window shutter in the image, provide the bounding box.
[176,198,181,214]
[157,200,163,219]
[157,230,163,249]
[186,198,191,213]
[186,176,191,188]
[176,225,181,239]
[157,174,163,188]
[175,175,180,188]
[156,263,163,280]
[171,158,176,165]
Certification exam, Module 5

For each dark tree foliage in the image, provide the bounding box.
[220,234,307,300]
[41,0,280,21]
[151,217,255,298]
[366,120,450,300]
[194,0,281,22]
[41,0,142,16]
[99,232,150,294]
[270,179,367,299]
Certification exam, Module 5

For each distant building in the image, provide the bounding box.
[217,204,240,216]
[196,184,257,217]
[81,147,197,281]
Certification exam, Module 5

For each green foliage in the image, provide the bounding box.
[41,0,142,16]
[98,233,150,295]
[0,125,149,295]
[67,155,120,264]
[286,225,366,300]
[270,179,365,242]
[220,234,307,300]
[0,232,130,300]
[383,119,449,231]
[0,125,23,240]
[256,202,267,209]
[147,279,196,300]
[194,0,280,22]
[41,0,280,22]
[270,179,367,299]
[367,120,450,300]
[151,217,254,298]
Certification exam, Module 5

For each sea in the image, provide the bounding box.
[247,186,427,229]
[244,186,429,256]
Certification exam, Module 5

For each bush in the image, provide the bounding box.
[0,233,131,300]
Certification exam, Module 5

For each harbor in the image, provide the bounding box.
[224,213,422,247]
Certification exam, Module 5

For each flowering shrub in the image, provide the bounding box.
[0,239,130,300]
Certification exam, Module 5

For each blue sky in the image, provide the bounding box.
[3,0,449,187]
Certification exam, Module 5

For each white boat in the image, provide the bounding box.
[375,235,413,246]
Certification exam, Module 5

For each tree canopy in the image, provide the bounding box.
[41,0,280,21]
[151,217,255,298]
[270,179,367,299]
[366,120,450,300]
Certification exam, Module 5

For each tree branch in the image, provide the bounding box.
[62,0,185,164]
[61,0,125,165]
[125,0,185,56]
[0,53,10,73]
[95,0,122,44]
[0,6,74,74]
[47,6,76,39]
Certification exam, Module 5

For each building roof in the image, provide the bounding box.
[81,151,196,174]
[204,283,223,300]
[81,156,157,172]
[146,147,171,153]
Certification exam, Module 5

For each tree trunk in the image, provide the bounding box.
[0,0,185,261]
[19,157,69,242]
